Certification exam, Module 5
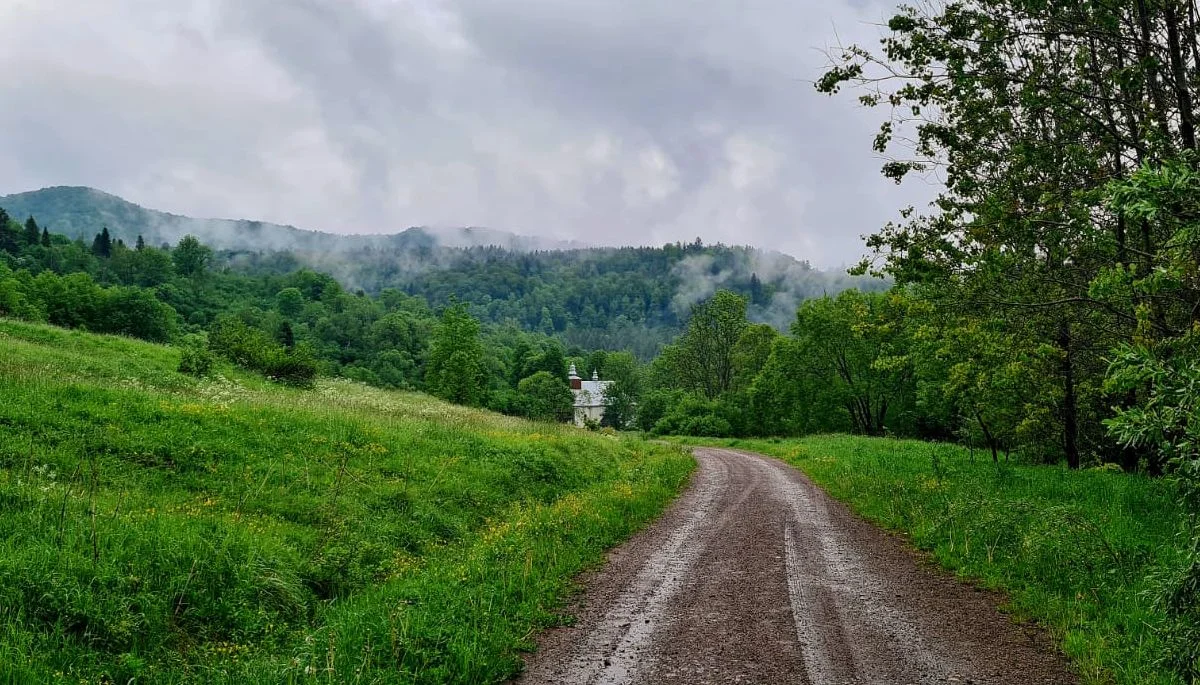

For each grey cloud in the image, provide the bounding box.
[0,0,928,267]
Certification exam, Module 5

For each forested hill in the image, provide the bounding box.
[0,186,884,356]
[0,186,583,253]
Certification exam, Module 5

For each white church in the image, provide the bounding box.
[568,363,612,427]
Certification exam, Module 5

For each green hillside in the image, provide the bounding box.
[0,186,437,254]
[0,187,885,358]
[0,319,692,683]
[0,187,578,254]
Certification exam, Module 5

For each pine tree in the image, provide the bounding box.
[24,217,39,246]
[276,321,295,349]
[91,227,112,257]
[749,273,765,306]
[0,208,14,255]
[135,234,146,251]
[40,227,50,247]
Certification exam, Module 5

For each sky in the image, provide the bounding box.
[0,0,931,267]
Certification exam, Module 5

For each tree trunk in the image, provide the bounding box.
[1058,321,1081,470]
[1165,1,1197,151]
[975,410,999,463]
[1135,0,1178,147]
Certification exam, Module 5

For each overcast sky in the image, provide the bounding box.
[0,0,930,266]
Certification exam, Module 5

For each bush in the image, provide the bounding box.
[654,412,732,437]
[258,344,318,388]
[207,315,318,387]
[177,334,215,377]
[100,287,178,342]
[651,393,734,437]
[207,315,269,367]
[635,389,685,432]
[1106,341,1200,680]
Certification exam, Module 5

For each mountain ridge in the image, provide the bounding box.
[0,186,590,253]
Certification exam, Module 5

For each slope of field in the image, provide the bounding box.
[0,319,693,684]
[684,436,1185,684]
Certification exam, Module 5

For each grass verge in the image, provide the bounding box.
[683,435,1186,685]
[0,319,693,683]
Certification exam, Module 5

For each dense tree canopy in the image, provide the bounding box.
[0,219,625,419]
[808,1,1200,674]
[515,371,574,422]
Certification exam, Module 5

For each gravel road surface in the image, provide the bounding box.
[517,447,1075,685]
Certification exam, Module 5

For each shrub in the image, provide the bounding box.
[0,275,41,321]
[100,287,178,342]
[177,334,215,377]
[635,389,685,432]
[259,344,318,388]
[207,315,318,387]
[207,315,268,367]
[1106,341,1200,680]
[651,393,734,437]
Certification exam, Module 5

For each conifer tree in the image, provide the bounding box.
[749,273,765,306]
[23,216,39,246]
[91,227,112,257]
[135,234,145,251]
[277,321,295,349]
[40,228,50,247]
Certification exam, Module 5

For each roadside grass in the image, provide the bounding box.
[0,319,694,684]
[683,435,1186,685]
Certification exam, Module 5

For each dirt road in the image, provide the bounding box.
[517,447,1075,685]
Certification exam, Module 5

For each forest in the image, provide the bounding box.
[0,214,865,428]
[0,217,626,422]
[2,185,884,359]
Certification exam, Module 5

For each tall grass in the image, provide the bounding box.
[0,319,693,683]
[686,435,1186,684]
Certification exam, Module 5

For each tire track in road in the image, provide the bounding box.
[517,450,749,684]
[543,453,727,684]
[772,453,953,684]
[518,447,1076,685]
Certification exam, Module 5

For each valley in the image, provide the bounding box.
[6,0,1200,679]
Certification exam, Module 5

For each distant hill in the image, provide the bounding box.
[1,185,887,357]
[0,186,587,253]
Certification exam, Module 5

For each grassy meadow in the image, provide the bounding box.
[0,319,694,684]
[685,435,1187,684]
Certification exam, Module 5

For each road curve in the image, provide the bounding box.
[517,447,1075,685]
